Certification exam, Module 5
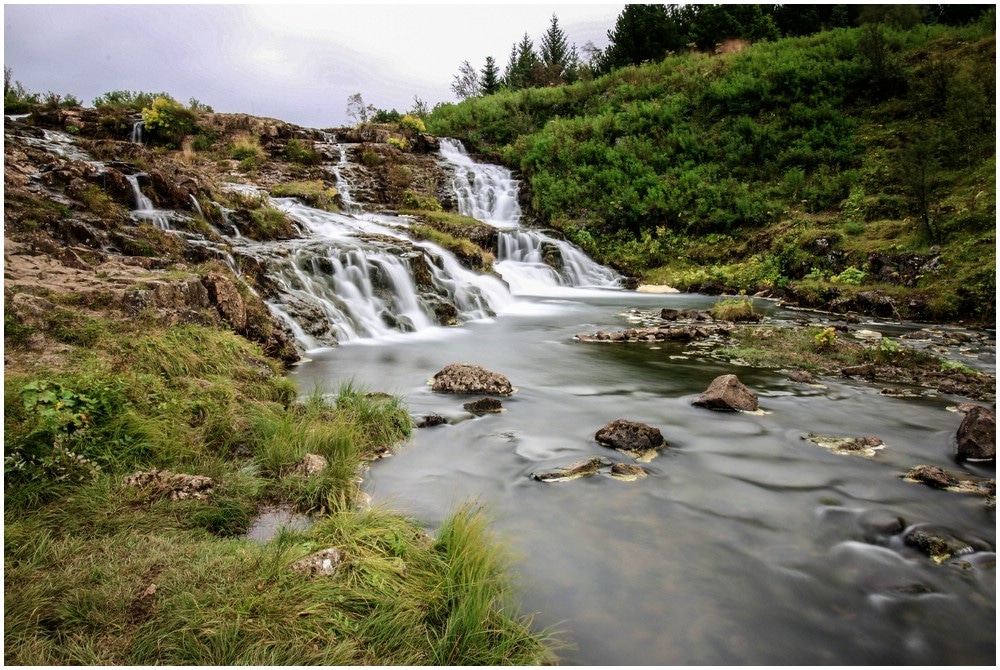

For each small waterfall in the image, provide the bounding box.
[439,138,621,293]
[329,144,358,214]
[126,174,171,229]
[131,121,143,144]
[438,138,521,227]
[189,194,204,218]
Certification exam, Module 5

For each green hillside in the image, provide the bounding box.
[428,20,996,324]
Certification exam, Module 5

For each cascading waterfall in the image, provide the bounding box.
[263,199,513,348]
[439,137,621,293]
[131,121,143,144]
[125,174,171,229]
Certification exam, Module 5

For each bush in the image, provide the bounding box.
[399,114,426,136]
[284,139,320,165]
[141,96,200,147]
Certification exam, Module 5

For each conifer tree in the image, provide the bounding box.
[540,13,570,83]
[503,33,540,90]
[480,56,501,95]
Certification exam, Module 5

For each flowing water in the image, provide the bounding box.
[287,142,995,666]
[17,122,994,664]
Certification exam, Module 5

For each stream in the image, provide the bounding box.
[18,122,993,664]
[286,142,995,665]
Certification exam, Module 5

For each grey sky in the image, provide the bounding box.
[4,3,624,128]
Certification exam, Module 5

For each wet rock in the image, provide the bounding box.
[904,525,979,564]
[609,463,648,481]
[955,405,995,462]
[463,397,503,414]
[417,413,447,428]
[841,364,877,379]
[802,433,885,458]
[788,370,816,384]
[289,548,344,576]
[292,453,328,476]
[596,419,665,461]
[531,457,612,482]
[858,510,906,538]
[431,363,513,395]
[122,469,214,500]
[903,465,996,496]
[692,374,759,412]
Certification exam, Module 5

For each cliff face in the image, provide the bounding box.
[3,109,452,370]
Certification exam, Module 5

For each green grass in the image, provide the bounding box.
[5,314,551,664]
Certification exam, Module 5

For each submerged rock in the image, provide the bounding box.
[417,413,447,428]
[903,465,996,496]
[692,374,759,412]
[431,363,513,395]
[531,457,612,482]
[955,405,995,462]
[464,397,503,414]
[595,419,665,461]
[609,463,648,481]
[903,524,980,564]
[802,433,885,458]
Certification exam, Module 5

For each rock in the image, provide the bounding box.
[530,457,612,482]
[955,405,995,462]
[903,465,995,496]
[841,364,877,379]
[122,469,214,500]
[463,397,503,414]
[292,453,328,476]
[201,271,247,331]
[417,414,447,427]
[802,433,885,458]
[692,374,759,412]
[430,363,513,395]
[289,548,343,576]
[595,419,665,461]
[904,525,978,564]
[609,463,648,481]
[788,370,815,384]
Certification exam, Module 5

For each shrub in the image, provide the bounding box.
[230,134,266,166]
[141,96,200,147]
[709,295,760,322]
[284,139,320,165]
[833,267,865,284]
[813,326,837,350]
[399,114,426,136]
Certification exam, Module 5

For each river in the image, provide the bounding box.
[284,141,995,665]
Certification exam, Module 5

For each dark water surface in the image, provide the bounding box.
[291,290,995,665]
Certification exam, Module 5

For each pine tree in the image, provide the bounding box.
[540,13,570,83]
[480,56,501,95]
[503,33,540,90]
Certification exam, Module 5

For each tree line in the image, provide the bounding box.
[450,4,993,100]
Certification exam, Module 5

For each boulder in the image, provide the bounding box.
[431,363,513,395]
[595,419,664,454]
[530,457,612,482]
[122,469,214,500]
[903,464,996,496]
[904,524,979,564]
[692,374,759,412]
[417,414,447,428]
[464,397,503,414]
[201,271,247,331]
[955,405,995,462]
[803,433,885,458]
[289,548,343,576]
[609,463,648,481]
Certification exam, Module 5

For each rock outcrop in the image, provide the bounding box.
[431,364,513,395]
[955,405,996,462]
[692,374,759,411]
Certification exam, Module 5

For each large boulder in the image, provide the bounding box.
[692,374,759,412]
[955,405,995,462]
[431,363,513,395]
[595,419,664,454]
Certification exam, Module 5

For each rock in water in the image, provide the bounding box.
[955,405,995,462]
[692,374,759,411]
[531,457,612,482]
[464,397,503,414]
[430,363,513,395]
[595,419,665,454]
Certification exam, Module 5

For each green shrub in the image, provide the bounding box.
[399,114,426,136]
[230,134,266,166]
[833,267,865,284]
[709,295,759,322]
[141,96,200,147]
[284,139,320,165]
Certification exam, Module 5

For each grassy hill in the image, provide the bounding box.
[427,19,996,324]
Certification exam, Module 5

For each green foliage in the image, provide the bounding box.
[141,96,200,147]
[271,180,339,211]
[833,267,866,285]
[709,294,759,322]
[93,90,173,111]
[813,326,837,351]
[386,137,409,151]
[229,134,266,170]
[398,114,426,136]
[284,139,320,165]
[401,190,441,211]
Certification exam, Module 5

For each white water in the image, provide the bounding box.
[125,174,171,229]
[438,137,622,295]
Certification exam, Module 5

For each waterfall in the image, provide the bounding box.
[125,174,171,229]
[438,138,521,227]
[329,144,358,214]
[131,121,143,144]
[439,137,621,293]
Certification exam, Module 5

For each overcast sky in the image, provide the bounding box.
[4,3,625,128]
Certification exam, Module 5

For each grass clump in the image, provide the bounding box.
[271,180,339,211]
[709,295,759,322]
[5,316,551,664]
